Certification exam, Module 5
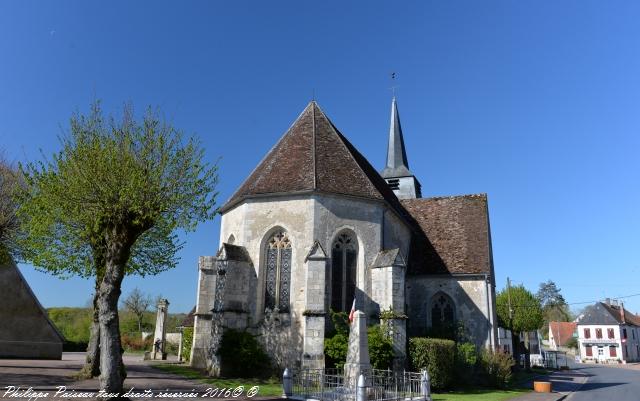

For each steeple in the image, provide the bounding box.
[382,97,411,178]
[380,97,422,199]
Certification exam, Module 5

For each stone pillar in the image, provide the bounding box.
[344,310,371,388]
[152,299,169,360]
[302,241,328,369]
[190,256,217,369]
[370,249,407,370]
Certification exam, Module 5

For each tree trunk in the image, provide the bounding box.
[98,231,132,396]
[523,332,531,371]
[512,331,522,370]
[79,281,101,378]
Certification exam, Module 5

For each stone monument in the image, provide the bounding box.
[344,310,371,387]
[152,299,169,360]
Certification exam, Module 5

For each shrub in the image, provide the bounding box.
[181,327,193,362]
[455,342,478,383]
[324,325,395,370]
[218,329,271,377]
[121,333,153,352]
[408,338,455,390]
[324,333,348,369]
[480,349,514,388]
[368,326,394,370]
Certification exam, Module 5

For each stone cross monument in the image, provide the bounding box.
[344,310,371,387]
[152,299,169,360]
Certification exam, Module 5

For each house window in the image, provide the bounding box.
[610,346,617,358]
[623,328,628,339]
[608,328,615,339]
[331,232,357,312]
[596,328,603,339]
[264,230,292,312]
[584,328,591,339]
[431,292,456,330]
[585,346,592,357]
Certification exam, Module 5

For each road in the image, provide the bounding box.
[567,362,640,401]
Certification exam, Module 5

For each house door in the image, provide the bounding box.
[597,346,606,362]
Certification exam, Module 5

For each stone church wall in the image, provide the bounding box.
[406,275,496,349]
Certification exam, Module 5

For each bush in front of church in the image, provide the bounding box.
[478,348,514,388]
[408,337,455,390]
[324,310,394,370]
[218,329,271,377]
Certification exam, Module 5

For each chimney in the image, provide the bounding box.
[620,302,626,324]
[605,298,611,306]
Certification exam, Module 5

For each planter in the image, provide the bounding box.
[534,381,552,393]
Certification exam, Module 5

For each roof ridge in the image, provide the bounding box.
[224,103,314,206]
[312,101,317,190]
[312,102,410,220]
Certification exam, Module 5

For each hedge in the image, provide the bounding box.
[408,338,455,390]
[181,327,193,362]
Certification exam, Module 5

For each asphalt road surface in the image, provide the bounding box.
[567,363,640,401]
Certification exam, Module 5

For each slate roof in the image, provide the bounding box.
[221,101,407,219]
[578,302,640,326]
[401,194,493,275]
[221,101,494,276]
[549,322,577,346]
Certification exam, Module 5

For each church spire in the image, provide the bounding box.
[380,97,422,199]
[382,97,411,178]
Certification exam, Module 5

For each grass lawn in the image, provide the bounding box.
[153,364,282,397]
[154,364,538,400]
[431,388,530,401]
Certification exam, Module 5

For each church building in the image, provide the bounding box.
[190,99,498,373]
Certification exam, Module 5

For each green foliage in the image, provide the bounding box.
[536,281,572,338]
[408,337,456,390]
[379,307,408,320]
[324,325,395,370]
[218,329,271,377]
[496,285,544,334]
[0,155,23,263]
[181,327,193,362]
[47,307,92,343]
[329,309,349,336]
[16,101,219,280]
[324,333,348,369]
[455,342,478,383]
[368,326,394,369]
[479,349,515,388]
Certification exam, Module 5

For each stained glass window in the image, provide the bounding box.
[264,231,291,312]
[431,293,456,329]
[331,232,357,312]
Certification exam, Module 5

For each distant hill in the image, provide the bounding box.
[47,307,187,350]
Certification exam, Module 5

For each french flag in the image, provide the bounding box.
[348,298,356,324]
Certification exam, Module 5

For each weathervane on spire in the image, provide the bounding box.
[390,72,398,98]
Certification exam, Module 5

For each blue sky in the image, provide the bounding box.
[1,1,639,314]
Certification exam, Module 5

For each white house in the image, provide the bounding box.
[577,299,640,364]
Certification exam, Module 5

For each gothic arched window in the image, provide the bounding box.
[431,293,456,329]
[264,230,291,312]
[331,232,357,312]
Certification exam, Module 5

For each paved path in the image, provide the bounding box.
[563,362,640,401]
[0,352,268,400]
[511,369,588,401]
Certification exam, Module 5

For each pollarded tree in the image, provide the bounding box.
[496,284,543,370]
[18,102,218,395]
